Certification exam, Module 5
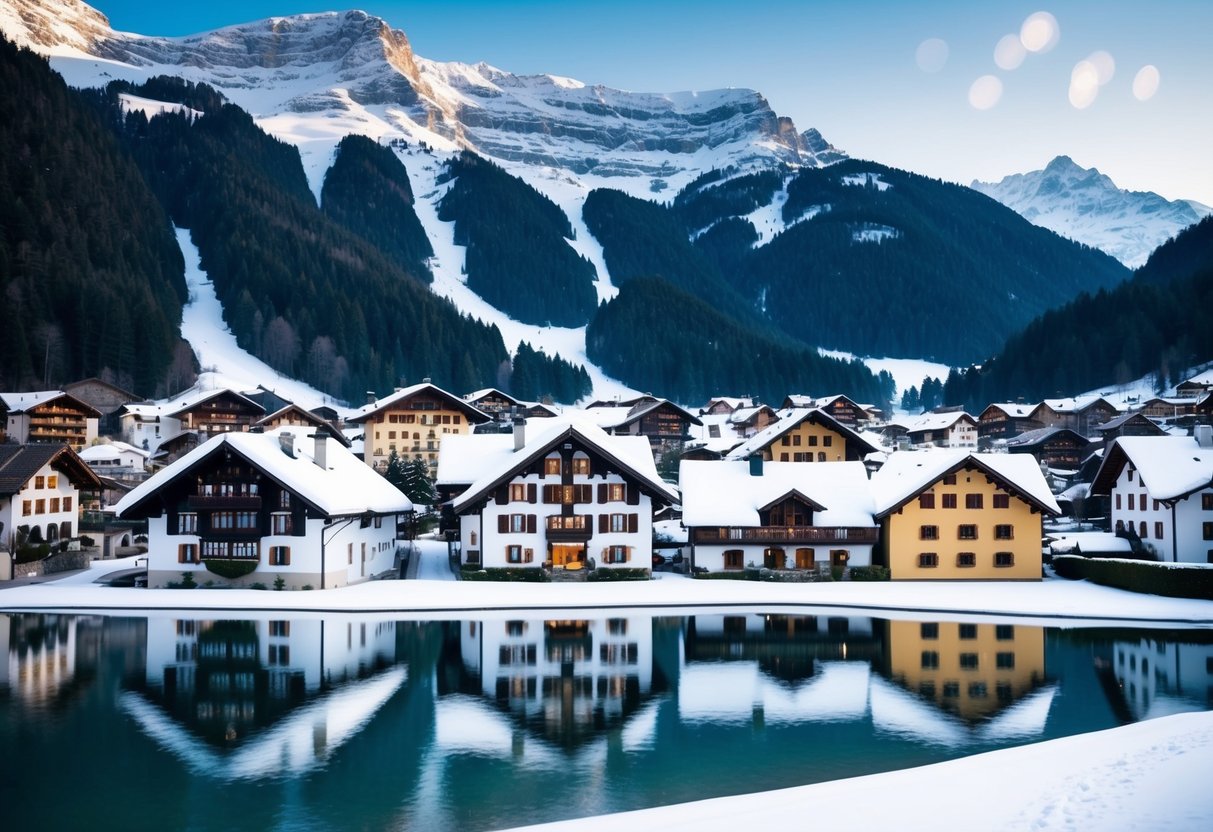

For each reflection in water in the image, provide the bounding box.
[1,611,1211,831]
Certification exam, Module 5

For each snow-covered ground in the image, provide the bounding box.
[818,349,952,402]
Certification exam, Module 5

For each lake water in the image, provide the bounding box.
[2,610,1210,831]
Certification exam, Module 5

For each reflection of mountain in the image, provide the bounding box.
[124,616,401,775]
[1110,637,1213,721]
[442,616,662,750]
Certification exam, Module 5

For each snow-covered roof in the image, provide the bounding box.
[724,408,880,461]
[79,441,150,461]
[1047,532,1131,555]
[1179,369,1213,387]
[0,389,100,416]
[463,387,521,406]
[704,396,754,412]
[680,460,876,528]
[348,382,489,424]
[1092,436,1213,502]
[451,416,675,512]
[436,433,517,486]
[121,403,167,418]
[728,404,776,424]
[581,398,699,430]
[1005,426,1089,449]
[115,427,412,518]
[1041,395,1122,414]
[982,402,1038,419]
[905,411,977,434]
[165,386,265,419]
[870,451,1060,517]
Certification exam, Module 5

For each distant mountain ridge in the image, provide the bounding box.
[972,155,1210,269]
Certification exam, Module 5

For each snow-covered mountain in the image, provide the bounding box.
[2,0,844,198]
[972,156,1210,269]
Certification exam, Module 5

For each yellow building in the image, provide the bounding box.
[725,407,881,463]
[883,620,1047,721]
[871,451,1059,580]
[348,382,490,472]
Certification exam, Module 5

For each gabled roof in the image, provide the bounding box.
[463,388,523,407]
[254,404,351,446]
[64,377,140,400]
[616,398,702,429]
[1093,411,1165,435]
[680,460,875,528]
[979,402,1038,420]
[116,428,411,519]
[704,396,755,412]
[1090,436,1213,502]
[905,411,979,435]
[0,390,102,418]
[1040,395,1122,415]
[347,382,490,425]
[728,404,779,425]
[725,408,881,461]
[436,433,517,487]
[1005,426,1091,450]
[1178,369,1213,387]
[870,451,1060,518]
[79,441,150,462]
[166,387,265,419]
[0,444,102,497]
[451,417,676,513]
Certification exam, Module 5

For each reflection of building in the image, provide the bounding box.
[453,616,654,747]
[1,614,81,704]
[122,615,402,776]
[881,621,1048,723]
[1110,637,1213,720]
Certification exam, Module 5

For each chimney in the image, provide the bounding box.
[422,377,432,384]
[513,417,526,452]
[1196,424,1213,449]
[749,454,763,477]
[314,427,329,470]
[365,391,376,406]
[279,432,296,458]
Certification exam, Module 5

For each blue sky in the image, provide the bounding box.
[93,1,1213,204]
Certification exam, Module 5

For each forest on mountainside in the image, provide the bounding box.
[509,342,592,404]
[937,217,1213,411]
[84,76,509,401]
[587,277,893,407]
[0,37,189,396]
[438,152,598,327]
[321,134,434,282]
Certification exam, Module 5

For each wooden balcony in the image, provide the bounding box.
[188,494,262,510]
[691,526,879,545]
[546,526,592,542]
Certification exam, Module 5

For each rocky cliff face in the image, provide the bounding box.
[972,155,1210,269]
[2,0,844,181]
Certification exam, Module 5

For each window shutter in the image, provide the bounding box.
[628,513,638,534]
[624,546,632,564]
[627,485,640,505]
[526,514,536,534]
[498,514,508,534]
[168,512,179,535]
[495,487,508,506]
[598,483,608,503]
[543,485,557,504]
[527,483,537,504]
[579,484,592,503]
[599,514,608,533]
[524,548,533,563]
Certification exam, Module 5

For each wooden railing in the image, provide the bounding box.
[691,526,878,544]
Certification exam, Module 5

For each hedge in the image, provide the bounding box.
[1053,555,1213,600]
[460,567,550,582]
[203,559,259,580]
[586,568,650,582]
[693,570,754,580]
[848,565,890,582]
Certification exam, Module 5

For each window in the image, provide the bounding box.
[941,494,957,509]
[959,653,979,670]
[918,552,938,568]
[548,515,587,530]
[178,544,198,564]
[1155,522,1164,540]
[942,682,960,698]
[994,552,1015,568]
[996,652,1016,669]
[943,474,957,485]
[22,500,31,516]
[968,682,988,698]
[920,525,939,540]
[994,525,1014,540]
[1116,494,1122,510]
[782,435,791,446]
[49,497,60,513]
[1139,521,1147,538]
[781,453,790,461]
[35,476,45,489]
[795,548,815,569]
[609,513,627,533]
[792,434,802,446]
[510,483,527,502]
[921,622,939,640]
[212,511,257,529]
[1203,494,1213,511]
[348,543,353,565]
[958,524,978,540]
[1127,468,1134,482]
[605,545,629,564]
[919,494,935,509]
[47,475,57,489]
[1204,523,1213,541]
[1140,492,1147,511]
[608,483,625,502]
[956,552,976,568]
[921,651,940,669]
[271,513,292,535]
[807,435,817,447]
[506,545,523,563]
[817,452,827,462]
[965,494,983,509]
[231,541,258,559]
[572,457,590,475]
[268,644,290,666]
[1128,494,1135,510]
[269,546,291,566]
[278,491,291,509]
[823,435,833,447]
[510,514,526,533]
[959,624,977,639]
[544,457,561,475]
[996,625,1014,641]
[35,499,45,514]
[1154,501,1161,512]
[723,549,744,569]
[993,494,1010,509]
[179,512,198,534]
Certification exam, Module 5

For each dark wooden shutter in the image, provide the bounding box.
[599,514,608,533]
[598,483,608,503]
[578,484,591,503]
[628,513,638,534]
[527,483,537,504]
[495,486,508,506]
[524,548,533,563]
[526,515,536,534]
[543,485,558,504]
[627,485,640,505]
[498,514,508,534]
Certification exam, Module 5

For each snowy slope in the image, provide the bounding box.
[972,156,1210,269]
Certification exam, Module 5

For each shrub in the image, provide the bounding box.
[586,567,650,581]
[301,584,314,590]
[273,576,285,591]
[460,567,549,582]
[848,565,890,582]
[831,565,845,582]
[1053,555,1213,600]
[15,543,52,564]
[80,535,96,547]
[180,571,197,589]
[202,559,258,580]
[250,582,268,591]
[693,570,754,580]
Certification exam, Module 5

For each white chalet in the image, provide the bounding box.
[0,444,101,551]
[116,427,411,589]
[680,458,878,573]
[446,418,676,572]
[903,411,979,449]
[1091,430,1213,563]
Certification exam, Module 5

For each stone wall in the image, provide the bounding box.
[13,549,92,578]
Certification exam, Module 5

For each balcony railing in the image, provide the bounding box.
[188,494,262,510]
[691,526,879,544]
[546,527,593,542]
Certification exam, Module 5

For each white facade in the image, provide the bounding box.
[1112,637,1213,720]
[79,441,149,479]
[692,541,873,572]
[121,407,181,454]
[1109,463,1213,563]
[1,461,82,548]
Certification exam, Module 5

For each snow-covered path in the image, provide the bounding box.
[412,538,455,582]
